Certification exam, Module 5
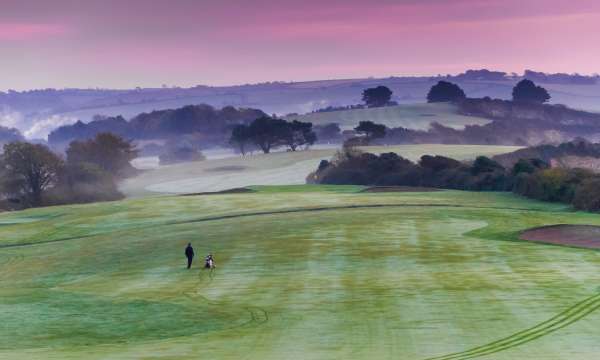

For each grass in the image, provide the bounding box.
[288,103,491,130]
[121,144,521,197]
[1,187,600,359]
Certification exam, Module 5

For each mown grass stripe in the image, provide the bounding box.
[428,297,600,360]
[426,292,600,360]
[0,203,557,249]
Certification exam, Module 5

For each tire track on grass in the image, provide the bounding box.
[182,268,269,359]
[182,268,269,334]
[1,202,594,358]
[425,292,600,360]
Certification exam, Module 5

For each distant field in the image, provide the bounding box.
[51,81,600,125]
[288,103,491,130]
[57,95,229,122]
[121,144,521,196]
[540,83,600,112]
[2,187,600,359]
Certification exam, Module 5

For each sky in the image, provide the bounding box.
[0,0,599,90]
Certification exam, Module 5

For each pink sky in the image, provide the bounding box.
[0,0,599,90]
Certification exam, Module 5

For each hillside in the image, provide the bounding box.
[287,102,491,130]
[47,102,493,150]
[120,144,521,197]
[47,105,267,148]
[5,73,600,140]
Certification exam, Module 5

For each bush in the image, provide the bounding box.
[310,144,600,213]
[311,151,508,191]
[159,139,206,165]
[471,156,504,175]
[47,162,123,205]
[513,168,592,203]
[512,158,549,175]
[573,178,600,211]
[419,155,462,172]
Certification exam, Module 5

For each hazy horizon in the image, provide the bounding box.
[1,0,599,91]
[2,68,595,92]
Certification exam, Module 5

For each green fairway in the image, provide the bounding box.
[2,187,600,359]
[121,144,521,197]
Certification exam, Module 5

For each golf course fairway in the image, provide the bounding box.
[1,186,600,359]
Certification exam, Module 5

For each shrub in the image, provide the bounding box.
[47,162,123,205]
[573,177,600,211]
[512,158,549,175]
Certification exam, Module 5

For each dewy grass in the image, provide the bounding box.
[1,189,599,359]
[120,144,521,197]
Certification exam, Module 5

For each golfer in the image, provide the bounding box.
[185,243,195,269]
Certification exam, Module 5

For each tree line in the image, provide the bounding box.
[0,133,137,209]
[48,105,266,148]
[229,116,317,155]
[308,140,600,212]
[366,78,550,105]
[226,78,554,155]
[43,78,553,158]
[341,79,567,147]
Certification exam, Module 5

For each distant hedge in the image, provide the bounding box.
[308,144,600,212]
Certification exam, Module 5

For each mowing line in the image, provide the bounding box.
[2,202,593,358]
[425,292,600,360]
[0,203,556,249]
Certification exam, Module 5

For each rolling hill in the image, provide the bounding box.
[5,74,600,140]
[287,102,491,130]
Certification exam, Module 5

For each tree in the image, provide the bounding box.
[573,177,600,212]
[49,162,123,204]
[354,121,386,143]
[512,79,551,103]
[247,116,289,153]
[512,158,549,175]
[427,81,466,103]
[419,155,462,172]
[66,133,138,178]
[0,126,24,144]
[0,142,63,206]
[229,124,252,155]
[313,123,341,142]
[158,138,206,165]
[471,156,504,175]
[283,120,317,151]
[362,86,393,108]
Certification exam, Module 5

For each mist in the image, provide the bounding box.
[0,106,76,140]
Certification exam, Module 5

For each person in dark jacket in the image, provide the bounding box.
[185,243,194,269]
